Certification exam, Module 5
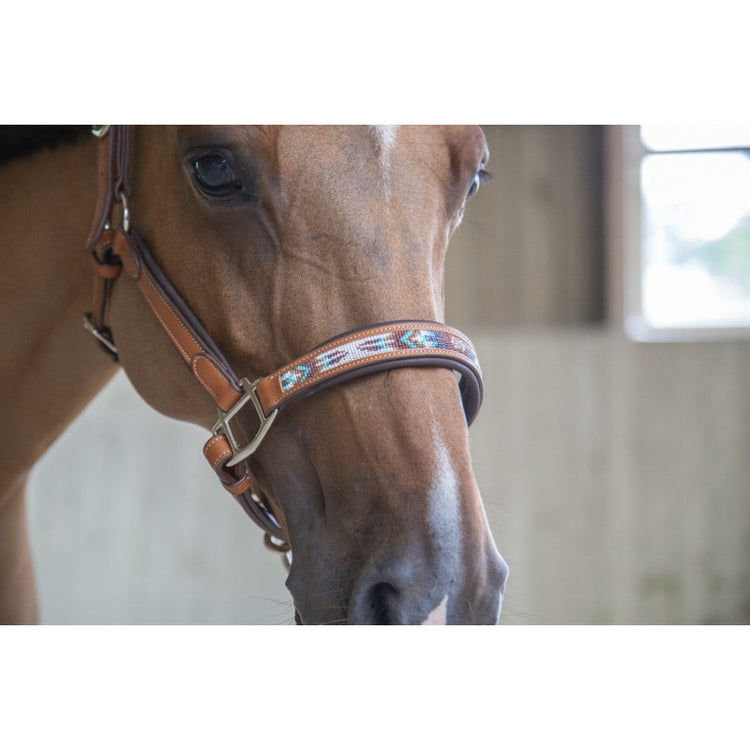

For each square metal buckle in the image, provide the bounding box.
[211,378,279,467]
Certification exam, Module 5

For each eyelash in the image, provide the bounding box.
[468,168,491,198]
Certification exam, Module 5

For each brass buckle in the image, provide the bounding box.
[211,378,278,467]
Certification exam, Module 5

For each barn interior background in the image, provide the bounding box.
[27,125,750,624]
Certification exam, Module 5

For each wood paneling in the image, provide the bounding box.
[471,330,750,624]
[28,374,291,624]
[446,126,605,328]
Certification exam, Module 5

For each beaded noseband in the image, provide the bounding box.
[82,126,484,549]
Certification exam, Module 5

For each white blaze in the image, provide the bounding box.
[419,437,462,625]
[372,124,398,166]
[421,595,449,625]
[372,126,399,200]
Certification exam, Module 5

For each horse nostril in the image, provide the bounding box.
[368,582,400,624]
[349,580,401,625]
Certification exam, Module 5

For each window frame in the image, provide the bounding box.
[610,125,750,342]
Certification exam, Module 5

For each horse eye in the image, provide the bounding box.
[191,153,241,197]
[467,174,481,198]
[467,168,490,199]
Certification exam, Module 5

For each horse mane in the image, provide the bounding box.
[0,126,90,167]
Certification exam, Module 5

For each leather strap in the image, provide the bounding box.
[83,125,485,549]
[253,321,482,421]
[199,321,482,477]
[83,127,130,360]
[112,228,244,411]
[200,320,484,544]
[88,230,121,327]
[84,127,131,254]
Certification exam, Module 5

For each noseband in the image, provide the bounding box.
[82,126,484,549]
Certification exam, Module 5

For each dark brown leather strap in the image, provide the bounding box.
[84,129,116,254]
[84,126,131,253]
[83,127,130,359]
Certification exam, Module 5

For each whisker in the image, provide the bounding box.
[238,595,298,625]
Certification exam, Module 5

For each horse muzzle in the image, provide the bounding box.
[287,517,508,625]
[346,548,508,625]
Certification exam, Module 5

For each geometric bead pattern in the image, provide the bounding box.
[278,325,480,394]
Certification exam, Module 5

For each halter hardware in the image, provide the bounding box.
[82,313,118,358]
[212,378,279,468]
[82,125,485,549]
[119,192,131,232]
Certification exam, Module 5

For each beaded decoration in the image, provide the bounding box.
[278,326,480,394]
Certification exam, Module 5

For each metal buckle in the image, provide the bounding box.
[212,378,279,467]
[82,313,119,360]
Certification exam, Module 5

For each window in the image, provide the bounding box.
[620,126,750,341]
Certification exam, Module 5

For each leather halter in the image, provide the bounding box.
[82,125,484,549]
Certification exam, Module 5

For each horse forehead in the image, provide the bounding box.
[277,126,453,220]
[277,125,446,171]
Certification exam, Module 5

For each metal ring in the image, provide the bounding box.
[119,193,131,232]
[91,125,111,138]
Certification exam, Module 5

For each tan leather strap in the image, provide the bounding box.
[201,320,483,546]
[254,321,482,419]
[206,321,482,474]
[84,126,286,541]
[203,433,287,541]
[96,224,286,541]
[111,229,244,411]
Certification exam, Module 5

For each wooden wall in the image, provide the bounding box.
[446,126,605,327]
[471,331,750,624]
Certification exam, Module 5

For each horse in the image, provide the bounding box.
[0,125,508,625]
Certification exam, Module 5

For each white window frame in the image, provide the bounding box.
[609,125,750,342]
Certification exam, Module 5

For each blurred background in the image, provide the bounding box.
[28,125,750,624]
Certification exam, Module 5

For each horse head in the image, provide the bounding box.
[106,125,507,624]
